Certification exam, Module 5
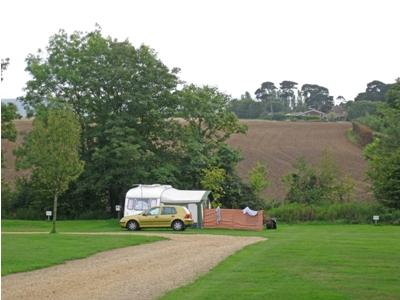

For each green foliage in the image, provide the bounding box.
[363,106,400,209]
[1,57,10,81]
[346,100,382,120]
[301,84,334,113]
[175,84,248,190]
[246,161,271,197]
[200,166,226,206]
[74,210,112,220]
[281,148,357,205]
[1,101,22,168]
[218,173,266,210]
[270,202,400,224]
[385,77,400,109]
[357,113,386,131]
[355,80,392,102]
[302,115,321,121]
[15,105,85,231]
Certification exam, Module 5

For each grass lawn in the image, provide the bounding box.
[2,220,400,299]
[159,224,400,300]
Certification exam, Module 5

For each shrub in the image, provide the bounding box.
[74,210,112,220]
[15,207,43,220]
[269,202,400,224]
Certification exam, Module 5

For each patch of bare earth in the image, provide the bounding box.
[228,121,369,199]
[1,233,266,300]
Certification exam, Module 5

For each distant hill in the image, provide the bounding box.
[1,99,27,117]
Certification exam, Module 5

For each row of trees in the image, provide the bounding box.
[230,79,395,121]
[230,81,336,120]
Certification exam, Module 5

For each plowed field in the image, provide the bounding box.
[227,121,369,200]
[1,120,369,199]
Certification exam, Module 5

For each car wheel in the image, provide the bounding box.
[172,220,184,231]
[127,220,140,231]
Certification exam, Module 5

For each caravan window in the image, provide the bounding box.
[126,198,157,211]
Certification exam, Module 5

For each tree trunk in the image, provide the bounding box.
[51,190,59,234]
[269,99,274,120]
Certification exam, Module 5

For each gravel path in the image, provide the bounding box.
[1,233,266,300]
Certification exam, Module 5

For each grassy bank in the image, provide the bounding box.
[2,221,400,299]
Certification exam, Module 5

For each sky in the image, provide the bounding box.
[1,0,399,104]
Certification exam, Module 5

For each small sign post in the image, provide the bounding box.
[46,211,52,221]
[116,205,121,219]
[373,215,379,225]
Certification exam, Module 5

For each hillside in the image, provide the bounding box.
[1,120,369,200]
[227,121,369,200]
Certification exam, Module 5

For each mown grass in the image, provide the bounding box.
[2,220,400,299]
[1,233,166,276]
[159,225,400,300]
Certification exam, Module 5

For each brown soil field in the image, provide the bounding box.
[1,119,370,200]
[227,120,369,200]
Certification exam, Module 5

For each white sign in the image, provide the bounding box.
[46,211,52,216]
[373,215,379,221]
[115,205,121,211]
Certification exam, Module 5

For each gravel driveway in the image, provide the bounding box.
[1,232,266,300]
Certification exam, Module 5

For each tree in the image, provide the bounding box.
[301,84,334,113]
[336,95,346,105]
[1,58,21,168]
[175,84,248,189]
[385,78,400,109]
[345,100,381,120]
[281,148,356,205]
[200,166,226,207]
[18,26,182,213]
[29,105,84,232]
[354,80,392,102]
[1,102,21,168]
[246,161,271,198]
[279,81,298,111]
[255,81,277,119]
[1,57,10,82]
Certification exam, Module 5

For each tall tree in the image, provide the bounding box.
[279,81,298,111]
[255,81,277,119]
[18,26,182,212]
[354,80,392,102]
[29,106,84,233]
[301,84,334,113]
[1,58,21,168]
[385,78,400,109]
[176,84,248,189]
[363,106,400,209]
[1,58,10,82]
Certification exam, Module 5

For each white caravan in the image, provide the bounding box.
[123,184,212,228]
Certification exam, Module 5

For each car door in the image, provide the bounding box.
[140,207,161,227]
[158,207,177,226]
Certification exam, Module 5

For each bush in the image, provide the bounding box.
[15,207,43,220]
[269,202,400,224]
[303,115,321,121]
[74,210,112,220]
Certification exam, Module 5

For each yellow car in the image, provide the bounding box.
[119,205,194,231]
